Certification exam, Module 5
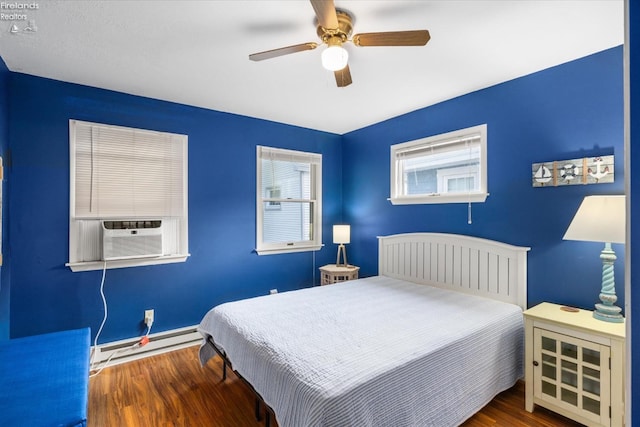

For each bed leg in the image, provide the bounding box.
[255,398,262,421]
[208,337,272,425]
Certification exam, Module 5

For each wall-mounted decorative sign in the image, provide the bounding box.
[532,155,614,187]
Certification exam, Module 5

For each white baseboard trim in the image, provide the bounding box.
[91,324,202,369]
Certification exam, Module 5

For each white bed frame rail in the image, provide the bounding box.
[378,233,530,309]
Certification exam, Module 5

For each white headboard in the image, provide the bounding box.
[378,233,530,309]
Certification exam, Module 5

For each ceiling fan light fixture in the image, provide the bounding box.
[321,44,348,71]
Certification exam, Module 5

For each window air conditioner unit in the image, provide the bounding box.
[102,220,163,261]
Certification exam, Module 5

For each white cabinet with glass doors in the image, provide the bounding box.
[524,302,625,427]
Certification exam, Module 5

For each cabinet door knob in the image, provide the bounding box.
[533,361,539,366]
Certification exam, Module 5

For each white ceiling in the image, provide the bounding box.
[0,1,623,134]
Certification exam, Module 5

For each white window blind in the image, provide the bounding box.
[256,146,322,255]
[259,145,321,165]
[395,136,481,161]
[72,121,186,219]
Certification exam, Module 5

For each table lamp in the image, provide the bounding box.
[563,195,625,322]
[333,225,350,267]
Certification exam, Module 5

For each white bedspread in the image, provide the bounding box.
[198,275,524,427]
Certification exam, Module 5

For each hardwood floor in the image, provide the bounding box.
[88,345,582,426]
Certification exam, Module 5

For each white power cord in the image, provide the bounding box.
[89,261,153,377]
[89,335,149,378]
[89,261,108,373]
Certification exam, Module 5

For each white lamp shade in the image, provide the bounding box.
[333,225,350,244]
[563,195,625,244]
[321,45,349,71]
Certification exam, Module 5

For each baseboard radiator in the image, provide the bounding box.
[91,324,202,369]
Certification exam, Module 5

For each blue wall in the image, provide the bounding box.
[0,56,8,340]
[342,46,624,312]
[7,74,342,342]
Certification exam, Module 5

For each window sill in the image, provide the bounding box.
[389,192,489,205]
[66,254,190,272]
[256,244,323,256]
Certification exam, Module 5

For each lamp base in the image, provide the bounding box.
[593,303,624,323]
[336,244,348,267]
[592,243,624,323]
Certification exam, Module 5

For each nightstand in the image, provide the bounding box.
[319,264,359,285]
[523,302,625,427]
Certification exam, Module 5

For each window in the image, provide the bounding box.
[67,120,189,271]
[390,124,488,204]
[256,146,322,255]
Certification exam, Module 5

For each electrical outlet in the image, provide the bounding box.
[144,309,154,326]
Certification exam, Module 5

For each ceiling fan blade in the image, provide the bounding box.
[353,30,431,47]
[249,42,318,61]
[310,0,339,29]
[334,64,352,87]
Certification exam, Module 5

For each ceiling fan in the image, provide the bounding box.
[249,0,431,87]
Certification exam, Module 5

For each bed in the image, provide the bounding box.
[198,233,530,426]
[0,327,91,427]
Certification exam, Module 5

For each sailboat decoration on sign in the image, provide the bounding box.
[533,163,553,186]
[532,155,614,187]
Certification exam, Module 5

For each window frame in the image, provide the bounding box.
[67,120,189,271]
[256,145,322,255]
[389,124,488,205]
